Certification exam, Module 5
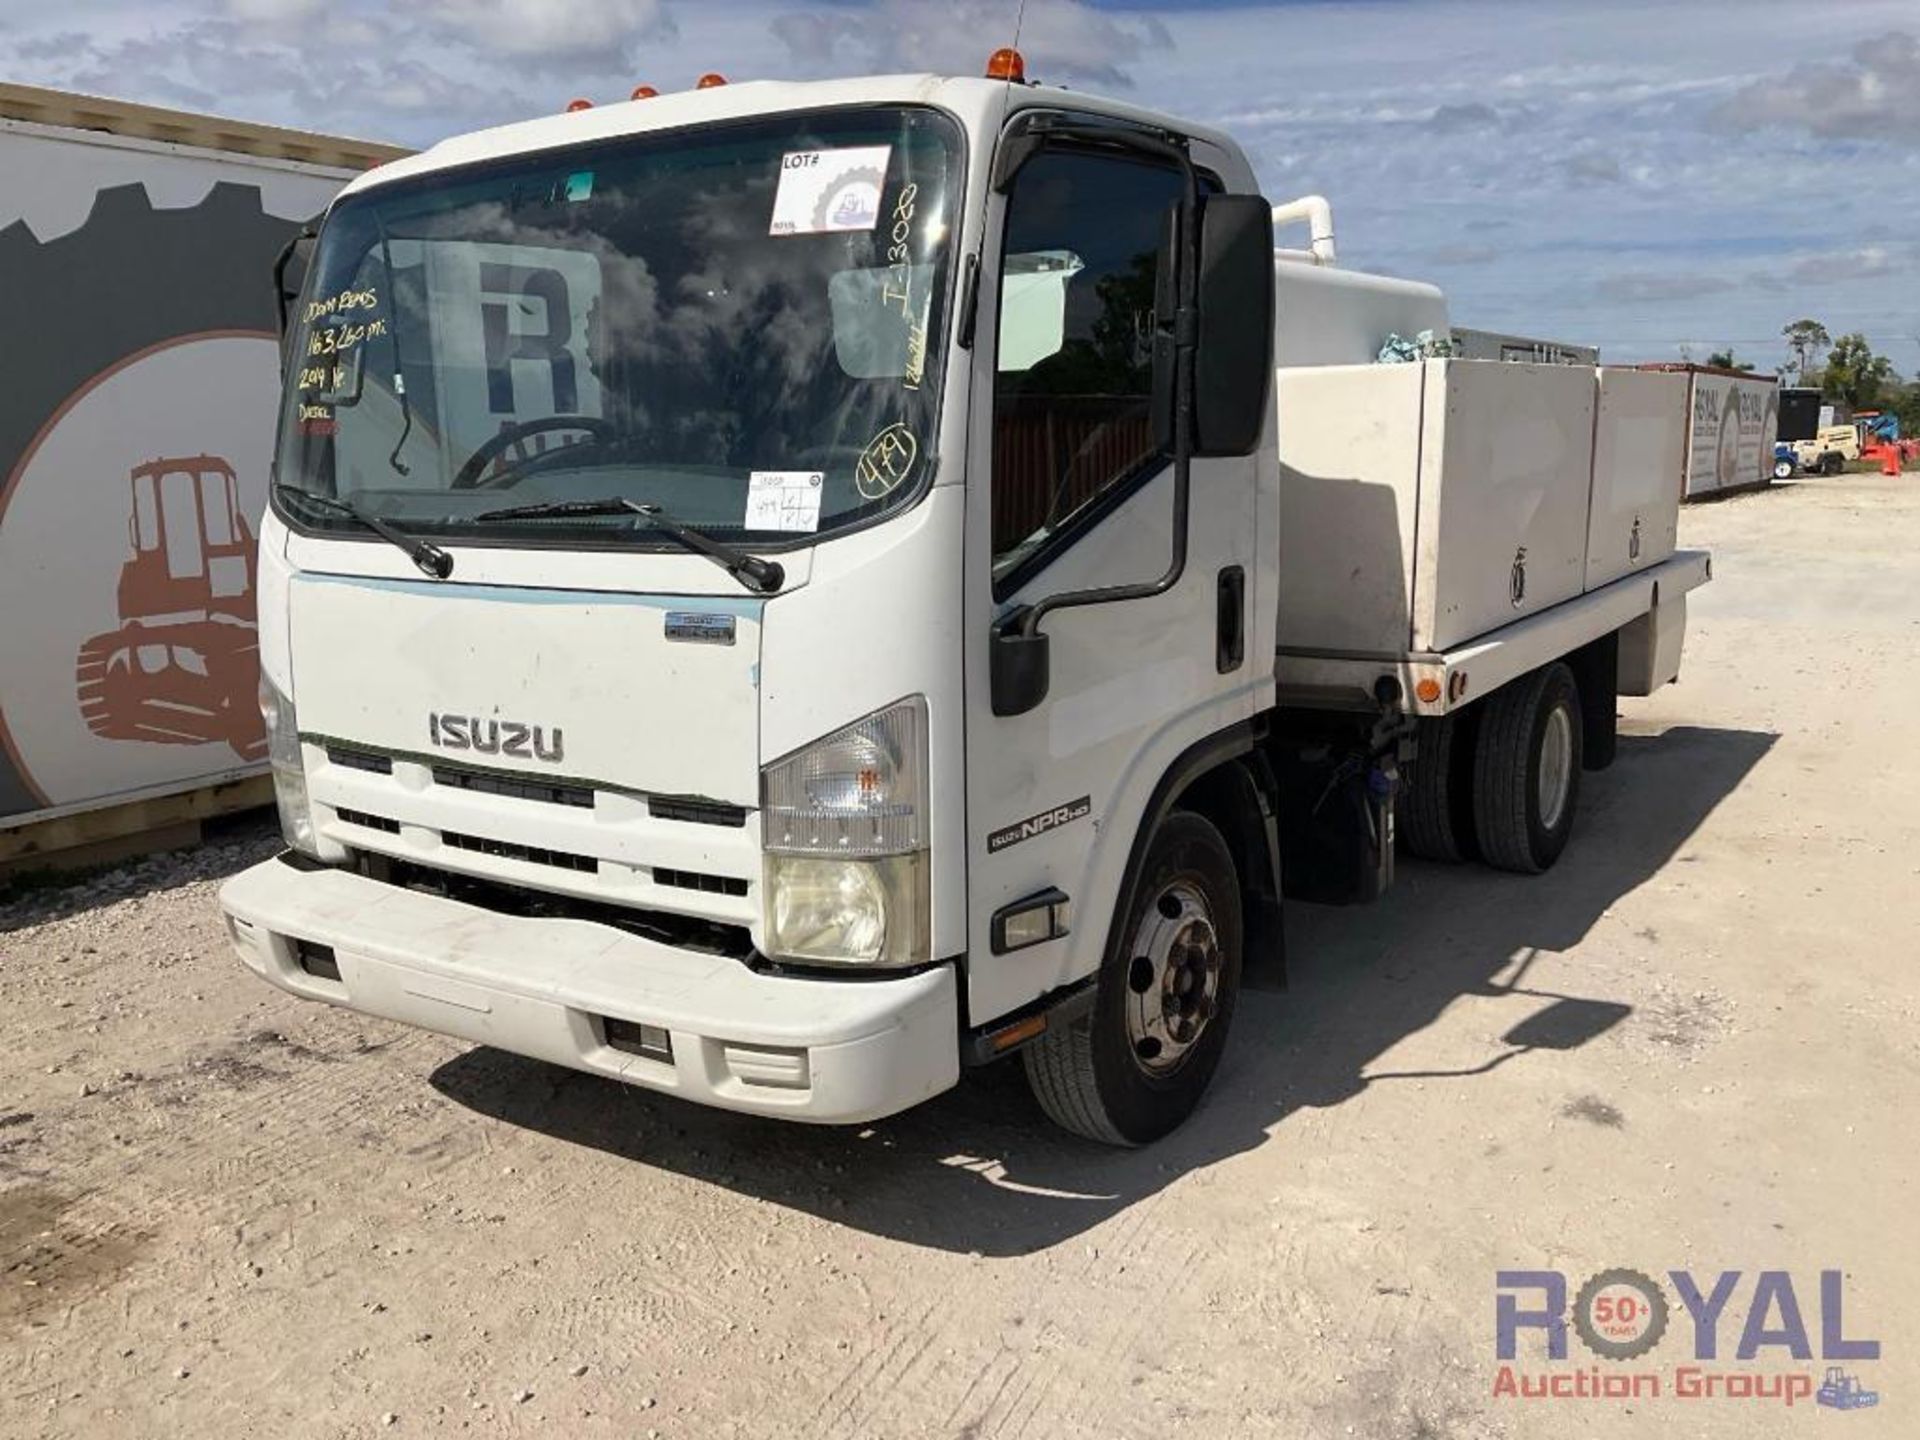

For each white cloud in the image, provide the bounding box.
[222,0,324,20]
[419,0,673,69]
[1563,152,1623,183]
[1715,30,1920,143]
[1426,101,1499,133]
[1596,272,1737,304]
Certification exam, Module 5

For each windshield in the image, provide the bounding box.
[275,105,962,549]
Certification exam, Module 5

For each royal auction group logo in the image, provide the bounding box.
[1495,1268,1882,1412]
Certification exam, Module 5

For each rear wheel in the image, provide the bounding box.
[1822,452,1844,476]
[1472,662,1583,874]
[1024,811,1242,1145]
[1399,712,1469,862]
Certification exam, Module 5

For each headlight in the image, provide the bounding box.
[260,676,318,859]
[761,697,929,967]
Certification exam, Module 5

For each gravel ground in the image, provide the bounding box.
[3,473,1916,1439]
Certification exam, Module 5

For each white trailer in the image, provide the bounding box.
[219,63,1712,1144]
[0,84,403,867]
[1639,363,1780,498]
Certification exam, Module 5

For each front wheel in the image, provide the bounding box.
[1773,459,1794,480]
[1024,811,1243,1145]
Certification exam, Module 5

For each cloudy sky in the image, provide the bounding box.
[7,0,1918,371]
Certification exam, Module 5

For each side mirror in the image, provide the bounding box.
[1151,193,1275,458]
[991,612,1050,717]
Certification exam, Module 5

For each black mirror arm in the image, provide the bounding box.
[272,223,318,340]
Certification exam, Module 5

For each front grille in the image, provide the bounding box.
[335,807,402,834]
[442,829,598,873]
[654,867,750,897]
[433,766,593,809]
[650,796,748,828]
[361,855,754,959]
[327,746,393,775]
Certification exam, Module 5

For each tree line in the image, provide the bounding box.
[1775,321,1919,430]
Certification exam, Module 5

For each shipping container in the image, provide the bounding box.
[0,83,405,855]
[1638,363,1780,499]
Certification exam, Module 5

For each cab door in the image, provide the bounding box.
[961,131,1265,1026]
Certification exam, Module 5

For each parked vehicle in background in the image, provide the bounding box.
[221,61,1711,1145]
[1790,424,1861,476]
[0,83,403,867]
[1776,385,1823,446]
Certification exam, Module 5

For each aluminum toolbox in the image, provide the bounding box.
[1587,367,1683,590]
[1276,359,1616,657]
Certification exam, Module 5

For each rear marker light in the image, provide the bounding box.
[989,1014,1048,1053]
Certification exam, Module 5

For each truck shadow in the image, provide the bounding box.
[429,722,1774,1257]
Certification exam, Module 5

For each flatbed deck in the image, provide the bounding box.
[1275,548,1712,716]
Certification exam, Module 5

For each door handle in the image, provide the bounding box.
[1216,565,1245,673]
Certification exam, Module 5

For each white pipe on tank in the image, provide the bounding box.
[1270,194,1336,265]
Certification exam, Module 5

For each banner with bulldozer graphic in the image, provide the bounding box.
[0,85,401,829]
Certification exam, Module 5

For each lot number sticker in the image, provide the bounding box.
[769,146,892,235]
[744,471,825,532]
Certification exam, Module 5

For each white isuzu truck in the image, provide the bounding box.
[220,60,1709,1145]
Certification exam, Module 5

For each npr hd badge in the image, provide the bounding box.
[664,612,737,645]
[989,796,1092,853]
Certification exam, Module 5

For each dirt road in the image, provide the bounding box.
[4,473,1915,1439]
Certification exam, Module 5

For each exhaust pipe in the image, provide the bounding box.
[1271,193,1336,265]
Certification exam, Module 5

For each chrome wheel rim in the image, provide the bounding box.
[1539,705,1573,831]
[1123,880,1222,1077]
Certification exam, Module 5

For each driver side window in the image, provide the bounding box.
[990,147,1186,596]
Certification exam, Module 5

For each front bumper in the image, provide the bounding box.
[218,857,959,1124]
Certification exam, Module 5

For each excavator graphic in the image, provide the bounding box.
[74,456,266,761]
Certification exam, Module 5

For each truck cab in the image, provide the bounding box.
[223,64,1706,1144]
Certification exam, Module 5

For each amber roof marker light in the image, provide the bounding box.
[985,47,1026,82]
[696,73,728,89]
[630,84,660,100]
[565,98,594,112]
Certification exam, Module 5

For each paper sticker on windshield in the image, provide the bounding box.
[770,146,892,236]
[745,471,825,531]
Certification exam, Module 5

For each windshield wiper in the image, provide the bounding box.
[472,497,784,594]
[275,484,454,579]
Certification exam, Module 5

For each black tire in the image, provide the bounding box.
[1399,712,1467,862]
[1471,662,1583,874]
[1822,452,1844,477]
[1023,811,1242,1145]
